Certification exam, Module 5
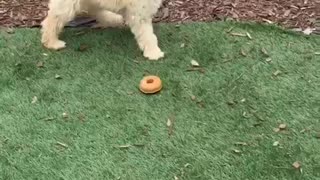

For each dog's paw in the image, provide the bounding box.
[143,47,164,60]
[43,40,66,50]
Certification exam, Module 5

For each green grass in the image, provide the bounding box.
[0,22,320,180]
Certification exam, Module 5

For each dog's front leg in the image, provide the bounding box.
[126,13,164,60]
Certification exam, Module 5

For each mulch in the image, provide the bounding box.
[0,0,319,30]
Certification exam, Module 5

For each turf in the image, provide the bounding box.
[0,22,320,180]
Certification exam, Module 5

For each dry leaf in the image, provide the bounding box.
[262,18,273,24]
[227,100,237,106]
[43,117,55,121]
[78,44,89,51]
[167,118,172,127]
[273,141,280,146]
[246,32,253,39]
[302,27,314,35]
[300,128,309,133]
[230,32,246,37]
[273,128,281,133]
[235,142,248,146]
[180,43,185,48]
[55,74,62,79]
[261,47,269,56]
[266,58,272,63]
[56,142,68,148]
[37,61,44,68]
[279,123,287,130]
[226,26,235,33]
[273,70,282,76]
[167,116,175,136]
[292,161,301,169]
[232,149,242,154]
[240,49,247,57]
[62,112,68,119]
[191,95,196,101]
[174,176,179,180]
[117,145,132,149]
[240,98,246,103]
[31,96,38,104]
[191,59,200,67]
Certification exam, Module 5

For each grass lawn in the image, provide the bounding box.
[0,22,320,180]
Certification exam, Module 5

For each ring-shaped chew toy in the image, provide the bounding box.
[139,75,162,94]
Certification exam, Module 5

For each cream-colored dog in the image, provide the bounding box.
[41,0,164,60]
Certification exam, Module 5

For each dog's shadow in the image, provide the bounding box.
[61,27,141,58]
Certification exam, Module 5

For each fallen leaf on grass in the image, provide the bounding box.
[302,27,315,35]
[197,100,206,108]
[56,142,68,148]
[273,141,280,146]
[227,100,237,106]
[300,127,310,133]
[262,18,274,24]
[234,142,248,146]
[240,49,247,57]
[230,32,247,37]
[31,96,38,104]
[242,111,249,118]
[115,144,145,149]
[225,26,235,33]
[62,112,68,119]
[279,123,287,130]
[167,118,174,136]
[292,161,301,169]
[273,70,282,76]
[55,74,62,79]
[191,95,196,101]
[43,117,55,121]
[261,47,269,56]
[273,128,281,133]
[232,149,242,154]
[78,44,89,51]
[266,58,272,63]
[246,32,253,40]
[180,43,185,48]
[117,145,132,149]
[36,61,44,68]
[191,59,200,67]
[174,176,179,180]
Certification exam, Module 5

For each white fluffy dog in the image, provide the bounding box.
[41,0,164,60]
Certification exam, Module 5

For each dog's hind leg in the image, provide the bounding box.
[41,0,78,50]
[93,10,124,28]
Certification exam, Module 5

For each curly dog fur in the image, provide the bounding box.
[41,0,164,60]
